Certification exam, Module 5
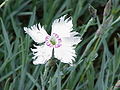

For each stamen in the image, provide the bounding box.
[45,33,62,48]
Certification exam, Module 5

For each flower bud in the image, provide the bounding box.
[103,0,112,17]
[88,4,97,18]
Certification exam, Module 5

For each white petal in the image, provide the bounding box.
[62,31,81,46]
[31,45,52,65]
[54,44,76,64]
[52,15,73,37]
[24,24,48,43]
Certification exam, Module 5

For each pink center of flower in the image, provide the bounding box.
[45,33,62,48]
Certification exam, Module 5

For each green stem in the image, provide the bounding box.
[80,37,101,81]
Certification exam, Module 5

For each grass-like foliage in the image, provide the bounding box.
[0,0,120,90]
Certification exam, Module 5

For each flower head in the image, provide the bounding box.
[24,15,81,65]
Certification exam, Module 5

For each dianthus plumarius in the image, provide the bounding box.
[24,15,81,65]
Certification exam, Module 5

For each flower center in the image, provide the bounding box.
[45,33,62,48]
[50,37,56,45]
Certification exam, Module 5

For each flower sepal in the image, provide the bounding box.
[45,58,57,68]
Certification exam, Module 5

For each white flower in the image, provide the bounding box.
[24,15,81,65]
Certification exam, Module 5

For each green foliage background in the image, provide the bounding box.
[0,0,120,90]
